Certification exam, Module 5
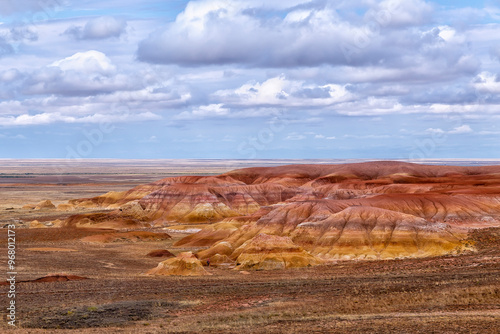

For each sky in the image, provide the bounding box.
[0,0,499,160]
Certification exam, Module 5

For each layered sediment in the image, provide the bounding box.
[61,161,500,266]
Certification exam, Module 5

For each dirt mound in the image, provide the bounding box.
[1,273,87,285]
[57,203,76,211]
[63,212,150,229]
[32,274,88,283]
[23,199,56,210]
[146,251,211,276]
[174,220,243,247]
[232,234,323,270]
[29,220,46,228]
[208,254,236,268]
[147,249,175,258]
[81,231,171,243]
[29,219,64,228]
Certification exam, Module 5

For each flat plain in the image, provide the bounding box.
[1,159,499,333]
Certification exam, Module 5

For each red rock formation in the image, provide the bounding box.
[62,161,500,264]
[147,249,175,258]
[63,176,297,226]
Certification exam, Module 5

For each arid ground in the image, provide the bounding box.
[1,159,499,333]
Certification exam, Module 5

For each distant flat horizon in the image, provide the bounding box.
[2,158,500,171]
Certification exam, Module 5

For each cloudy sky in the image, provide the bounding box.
[0,0,499,159]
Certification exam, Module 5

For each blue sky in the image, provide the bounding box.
[0,0,499,159]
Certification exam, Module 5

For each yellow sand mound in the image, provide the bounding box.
[146,251,211,276]
[234,234,323,270]
[23,199,56,210]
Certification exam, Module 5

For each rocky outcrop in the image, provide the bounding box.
[63,178,297,226]
[232,234,324,270]
[146,252,210,276]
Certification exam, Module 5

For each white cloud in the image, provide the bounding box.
[50,50,116,75]
[314,134,335,140]
[426,125,473,135]
[135,1,391,67]
[449,125,472,134]
[65,16,127,40]
[285,133,306,140]
[473,71,500,94]
[214,76,352,107]
[0,68,21,82]
[0,111,160,126]
[174,103,229,120]
[1,0,499,159]
[373,0,434,27]
[425,128,445,134]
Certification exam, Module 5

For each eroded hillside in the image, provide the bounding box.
[60,161,500,268]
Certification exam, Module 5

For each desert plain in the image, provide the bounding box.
[1,159,500,333]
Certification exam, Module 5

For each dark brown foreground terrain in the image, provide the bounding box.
[1,227,499,333]
[1,160,499,333]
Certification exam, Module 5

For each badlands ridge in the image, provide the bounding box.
[58,161,500,272]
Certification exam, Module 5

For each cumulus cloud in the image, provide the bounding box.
[214,76,352,107]
[136,0,449,68]
[134,0,474,79]
[18,50,134,96]
[50,50,116,74]
[474,71,500,94]
[0,69,21,82]
[0,49,191,126]
[64,16,127,40]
